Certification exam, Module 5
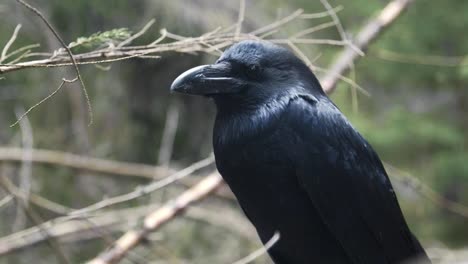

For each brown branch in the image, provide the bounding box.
[321,0,413,93]
[86,172,223,264]
[385,163,468,219]
[371,49,468,67]
[157,101,180,167]
[0,9,334,75]
[232,232,280,264]
[68,156,214,217]
[0,202,254,256]
[0,205,152,256]
[12,108,34,232]
[0,147,173,180]
[0,147,236,200]
[1,24,22,62]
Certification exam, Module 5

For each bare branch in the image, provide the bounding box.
[385,163,468,219]
[319,0,363,56]
[249,9,303,36]
[299,5,343,19]
[0,202,254,256]
[372,48,468,67]
[1,24,22,62]
[117,19,155,48]
[291,21,337,39]
[15,0,93,125]
[10,78,77,127]
[86,172,223,264]
[0,8,334,75]
[68,155,214,217]
[0,146,236,200]
[0,175,73,215]
[0,194,13,210]
[0,147,171,180]
[1,43,40,63]
[235,0,246,38]
[321,0,414,93]
[157,102,180,167]
[232,232,280,264]
[12,108,34,231]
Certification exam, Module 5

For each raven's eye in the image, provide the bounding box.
[245,64,262,79]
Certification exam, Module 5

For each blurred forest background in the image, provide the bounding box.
[0,0,467,263]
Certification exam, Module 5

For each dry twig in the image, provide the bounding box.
[321,0,413,93]
[0,202,255,256]
[14,0,93,125]
[12,108,34,231]
[68,155,214,217]
[0,147,235,199]
[232,232,280,264]
[0,147,172,180]
[87,172,223,264]
[1,24,22,62]
[157,102,180,167]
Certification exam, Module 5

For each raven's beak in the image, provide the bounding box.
[170,62,243,95]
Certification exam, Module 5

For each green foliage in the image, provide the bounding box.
[68,28,132,50]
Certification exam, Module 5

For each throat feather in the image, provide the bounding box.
[213,94,308,148]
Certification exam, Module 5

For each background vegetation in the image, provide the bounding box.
[0,0,467,263]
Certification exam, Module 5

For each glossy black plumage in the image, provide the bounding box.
[171,40,430,264]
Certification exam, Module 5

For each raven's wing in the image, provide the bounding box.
[286,95,427,264]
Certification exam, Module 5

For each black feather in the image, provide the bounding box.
[172,40,431,264]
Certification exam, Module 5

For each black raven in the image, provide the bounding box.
[170,40,430,264]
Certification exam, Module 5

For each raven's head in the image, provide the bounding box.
[171,40,324,108]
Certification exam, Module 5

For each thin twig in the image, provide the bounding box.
[1,24,22,62]
[321,0,414,93]
[0,9,327,74]
[1,43,40,63]
[314,64,370,96]
[272,38,346,46]
[0,147,172,179]
[157,101,180,167]
[235,0,246,38]
[299,6,343,19]
[0,147,236,200]
[15,0,93,125]
[319,0,364,56]
[68,154,215,217]
[372,49,468,67]
[86,172,223,264]
[291,21,337,39]
[7,49,32,64]
[385,163,468,218]
[117,19,155,47]
[1,176,73,215]
[232,232,280,264]
[10,78,77,127]
[249,9,304,35]
[12,107,34,232]
[0,194,13,210]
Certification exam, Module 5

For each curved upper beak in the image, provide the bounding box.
[170,62,243,95]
